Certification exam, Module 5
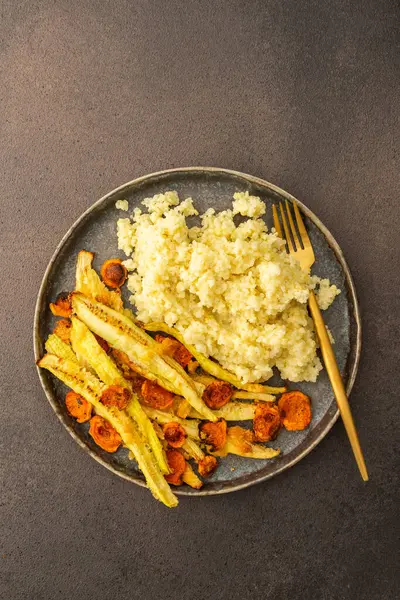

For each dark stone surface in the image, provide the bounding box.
[0,1,399,599]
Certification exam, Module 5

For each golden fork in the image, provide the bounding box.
[273,201,368,481]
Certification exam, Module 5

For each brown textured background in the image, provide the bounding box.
[1,1,399,599]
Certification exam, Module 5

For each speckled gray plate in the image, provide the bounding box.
[34,168,361,497]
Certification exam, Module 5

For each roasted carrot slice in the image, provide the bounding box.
[163,422,187,448]
[278,391,312,431]
[53,319,72,344]
[65,391,92,423]
[165,449,186,485]
[100,385,131,410]
[198,455,218,478]
[89,415,122,452]
[199,418,227,451]
[253,403,281,442]
[141,379,174,410]
[203,381,233,409]
[49,292,72,318]
[100,258,127,289]
[155,335,193,368]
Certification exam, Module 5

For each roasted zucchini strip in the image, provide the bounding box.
[214,426,280,459]
[182,438,205,461]
[45,334,77,363]
[38,354,178,507]
[72,293,217,421]
[144,322,286,394]
[70,317,169,474]
[189,401,256,421]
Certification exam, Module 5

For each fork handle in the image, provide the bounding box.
[308,291,368,481]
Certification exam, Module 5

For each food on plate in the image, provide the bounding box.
[199,419,227,451]
[253,403,281,442]
[165,450,186,485]
[117,191,340,383]
[38,186,341,506]
[89,415,122,452]
[49,292,72,318]
[278,391,312,431]
[100,258,128,288]
[162,422,187,448]
[65,391,92,423]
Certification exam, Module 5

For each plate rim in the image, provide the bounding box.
[33,166,362,496]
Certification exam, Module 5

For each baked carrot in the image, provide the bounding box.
[53,319,72,344]
[155,335,193,368]
[199,418,227,451]
[163,422,187,448]
[278,391,312,431]
[65,391,92,423]
[89,415,122,452]
[253,403,281,442]
[198,455,218,478]
[165,449,186,485]
[100,258,127,288]
[203,381,233,409]
[100,385,131,410]
[141,379,174,410]
[49,292,72,318]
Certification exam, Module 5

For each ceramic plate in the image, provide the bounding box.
[34,168,361,496]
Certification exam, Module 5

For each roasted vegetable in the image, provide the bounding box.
[72,293,217,421]
[175,398,191,419]
[165,450,186,486]
[45,334,77,362]
[253,403,281,442]
[100,258,128,289]
[182,438,205,461]
[89,415,122,452]
[144,322,286,394]
[53,319,72,344]
[65,391,92,423]
[38,354,177,507]
[70,317,169,475]
[141,380,174,410]
[199,419,227,451]
[155,335,192,368]
[278,391,312,431]
[141,406,200,439]
[162,422,187,448]
[75,250,123,311]
[182,462,203,489]
[198,455,218,478]
[49,292,72,318]
[214,426,280,459]
[189,401,256,421]
[101,385,131,410]
[203,381,233,409]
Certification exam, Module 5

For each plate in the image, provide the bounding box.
[34,167,361,496]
